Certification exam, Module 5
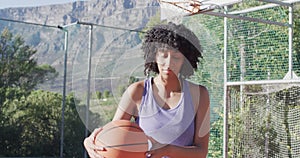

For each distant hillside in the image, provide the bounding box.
[0,0,159,26]
[0,0,159,95]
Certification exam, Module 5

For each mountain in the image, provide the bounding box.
[0,0,160,96]
[0,0,159,26]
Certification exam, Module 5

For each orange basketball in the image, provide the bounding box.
[94,120,149,158]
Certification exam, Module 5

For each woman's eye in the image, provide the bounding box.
[173,56,182,61]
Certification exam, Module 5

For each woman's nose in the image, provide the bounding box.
[164,54,172,66]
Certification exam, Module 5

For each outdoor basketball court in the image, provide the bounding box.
[0,0,300,157]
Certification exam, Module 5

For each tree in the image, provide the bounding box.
[0,28,96,157]
[96,91,102,100]
[103,90,111,99]
[0,90,61,156]
[0,28,58,91]
[139,10,163,39]
[0,90,101,157]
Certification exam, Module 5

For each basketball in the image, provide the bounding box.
[94,120,149,158]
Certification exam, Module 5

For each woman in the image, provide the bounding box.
[84,22,210,158]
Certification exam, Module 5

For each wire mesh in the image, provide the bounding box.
[224,2,300,158]
[228,84,300,158]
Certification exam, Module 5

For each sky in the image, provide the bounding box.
[0,0,89,9]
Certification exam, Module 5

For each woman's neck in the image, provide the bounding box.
[154,75,182,95]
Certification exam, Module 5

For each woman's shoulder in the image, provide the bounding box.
[185,80,210,110]
[126,79,146,101]
[186,80,208,93]
[128,80,145,90]
[187,81,209,102]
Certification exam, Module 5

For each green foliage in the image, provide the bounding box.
[227,18,289,81]
[63,93,91,157]
[208,107,223,158]
[96,91,102,99]
[117,85,126,97]
[0,89,97,157]
[224,5,300,157]
[97,97,118,122]
[0,28,58,91]
[227,92,280,157]
[0,29,101,157]
[128,75,139,84]
[102,90,111,99]
[139,10,166,39]
[0,89,61,156]
[293,4,300,75]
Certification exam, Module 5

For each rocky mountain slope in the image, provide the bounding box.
[0,0,159,26]
[0,0,159,94]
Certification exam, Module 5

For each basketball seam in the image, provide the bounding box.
[98,125,143,136]
[103,142,148,148]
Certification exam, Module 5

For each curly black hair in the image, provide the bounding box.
[142,22,203,78]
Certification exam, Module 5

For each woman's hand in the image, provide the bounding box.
[146,144,172,158]
[145,138,171,158]
[83,127,105,158]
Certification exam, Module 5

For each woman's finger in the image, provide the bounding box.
[91,127,103,139]
[84,137,104,150]
[83,127,105,158]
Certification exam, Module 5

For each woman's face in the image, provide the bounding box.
[156,47,185,77]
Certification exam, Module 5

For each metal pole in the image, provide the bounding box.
[259,0,292,6]
[57,21,77,158]
[288,4,294,78]
[60,29,68,158]
[223,6,228,158]
[203,11,288,27]
[84,24,93,158]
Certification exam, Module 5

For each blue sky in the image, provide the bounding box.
[0,0,89,9]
